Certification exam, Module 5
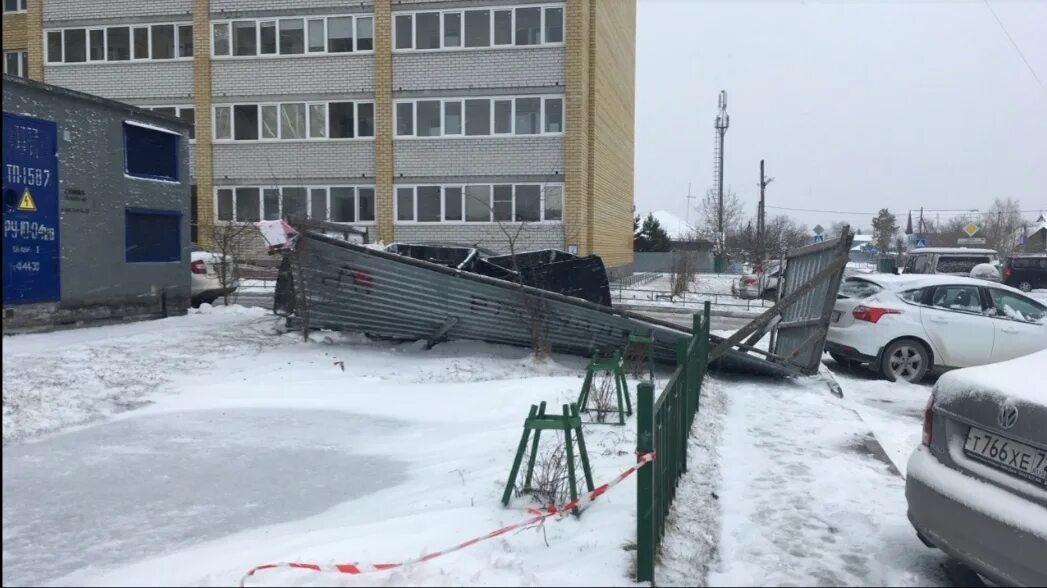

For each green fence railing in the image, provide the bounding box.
[636,301,711,584]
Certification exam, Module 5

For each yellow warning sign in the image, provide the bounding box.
[17,188,37,212]
[963,222,979,237]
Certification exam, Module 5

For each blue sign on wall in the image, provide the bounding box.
[3,113,61,305]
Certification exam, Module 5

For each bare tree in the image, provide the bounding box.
[980,198,1024,256]
[204,220,259,306]
[762,214,809,258]
[695,187,745,253]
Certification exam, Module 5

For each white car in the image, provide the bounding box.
[825,274,1047,383]
[734,260,782,300]
[190,244,238,307]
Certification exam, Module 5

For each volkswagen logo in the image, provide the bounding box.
[998,402,1019,430]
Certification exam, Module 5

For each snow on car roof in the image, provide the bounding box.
[934,349,1047,406]
[845,274,1036,296]
[907,247,998,254]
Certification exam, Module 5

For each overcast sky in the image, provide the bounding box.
[634,0,1047,234]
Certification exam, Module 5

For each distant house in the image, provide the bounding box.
[649,210,714,251]
[1015,215,1047,253]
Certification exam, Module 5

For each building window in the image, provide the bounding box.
[217,185,376,223]
[394,95,564,138]
[3,0,27,14]
[133,27,149,59]
[145,106,196,141]
[493,10,512,46]
[63,29,87,63]
[178,24,194,57]
[213,14,374,57]
[394,183,564,224]
[415,12,440,50]
[464,10,490,48]
[123,121,180,182]
[279,18,305,54]
[46,23,193,63]
[544,98,562,133]
[394,4,564,51]
[107,27,130,60]
[356,17,374,51]
[3,50,28,78]
[125,208,181,263]
[213,100,373,142]
[545,7,563,43]
[233,105,259,140]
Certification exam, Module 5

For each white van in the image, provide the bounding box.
[902,247,999,277]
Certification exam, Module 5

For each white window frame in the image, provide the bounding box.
[144,105,197,143]
[393,95,564,139]
[212,100,375,143]
[3,50,28,77]
[392,4,565,53]
[3,0,27,14]
[393,183,564,225]
[43,22,193,64]
[210,13,375,59]
[214,185,376,225]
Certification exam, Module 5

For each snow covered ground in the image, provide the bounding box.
[3,307,954,587]
[656,367,947,587]
[3,308,656,587]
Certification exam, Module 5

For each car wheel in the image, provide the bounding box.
[881,339,930,383]
[1018,281,1033,292]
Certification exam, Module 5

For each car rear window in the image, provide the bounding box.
[935,255,990,274]
[839,279,883,299]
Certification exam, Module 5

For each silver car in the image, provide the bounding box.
[906,349,1047,586]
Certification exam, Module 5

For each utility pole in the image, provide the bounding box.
[684,182,695,228]
[758,160,773,261]
[713,90,730,272]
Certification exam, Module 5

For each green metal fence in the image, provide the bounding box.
[636,301,711,583]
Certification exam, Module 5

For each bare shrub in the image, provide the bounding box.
[204,222,259,306]
[515,433,582,509]
[670,251,696,297]
[588,372,619,423]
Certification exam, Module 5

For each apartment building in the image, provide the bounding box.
[4,0,635,273]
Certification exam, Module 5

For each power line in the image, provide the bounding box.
[983,0,1044,90]
[765,204,1043,216]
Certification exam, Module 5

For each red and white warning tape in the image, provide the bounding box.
[240,451,656,587]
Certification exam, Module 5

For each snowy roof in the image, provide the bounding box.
[853,234,873,242]
[648,210,697,240]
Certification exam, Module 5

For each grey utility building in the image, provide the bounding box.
[3,75,192,332]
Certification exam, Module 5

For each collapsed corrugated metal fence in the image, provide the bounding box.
[281,232,796,377]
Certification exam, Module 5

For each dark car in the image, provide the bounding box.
[1002,255,1047,292]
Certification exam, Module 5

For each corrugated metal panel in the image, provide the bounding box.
[286,232,793,377]
[769,233,854,374]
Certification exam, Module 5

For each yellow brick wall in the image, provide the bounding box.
[590,0,635,268]
[564,0,592,256]
[2,12,27,51]
[192,0,214,246]
[27,1,42,80]
[565,0,635,269]
[373,0,394,244]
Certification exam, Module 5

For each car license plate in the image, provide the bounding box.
[964,427,1047,485]
[831,310,842,322]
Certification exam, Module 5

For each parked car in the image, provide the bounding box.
[1002,254,1047,292]
[734,260,783,300]
[902,247,1000,277]
[905,349,1047,586]
[190,243,238,307]
[825,274,1047,382]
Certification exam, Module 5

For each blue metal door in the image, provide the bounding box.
[3,112,61,305]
